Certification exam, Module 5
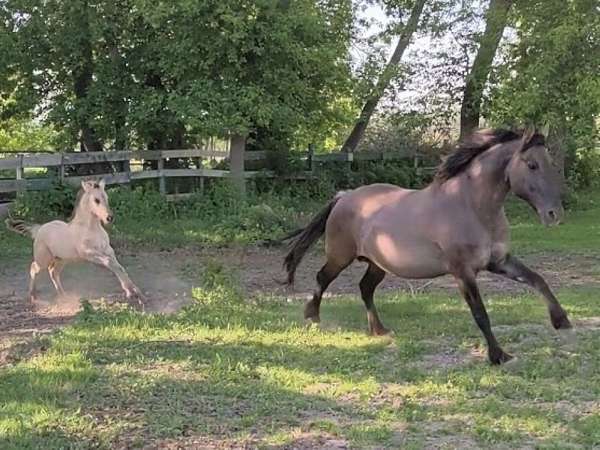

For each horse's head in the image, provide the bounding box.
[507,129,563,226]
[81,179,114,225]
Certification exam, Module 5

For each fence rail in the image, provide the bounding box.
[0,147,427,195]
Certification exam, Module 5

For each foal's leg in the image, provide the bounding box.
[359,262,389,336]
[86,251,145,306]
[29,244,52,303]
[29,261,41,303]
[48,260,66,297]
[487,255,571,329]
[455,271,512,365]
[304,261,349,323]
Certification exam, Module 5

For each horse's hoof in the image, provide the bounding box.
[552,314,572,330]
[489,349,513,365]
[305,317,321,330]
[370,327,393,337]
[304,316,321,323]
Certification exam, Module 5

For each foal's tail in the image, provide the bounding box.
[284,192,345,285]
[5,218,40,239]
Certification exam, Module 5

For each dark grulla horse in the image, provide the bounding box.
[284,128,572,365]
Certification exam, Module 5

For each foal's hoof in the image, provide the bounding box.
[125,291,147,311]
[552,314,572,330]
[489,348,513,365]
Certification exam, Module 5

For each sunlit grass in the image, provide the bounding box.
[2,283,600,448]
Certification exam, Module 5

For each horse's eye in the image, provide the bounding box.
[94,198,101,205]
[527,160,538,171]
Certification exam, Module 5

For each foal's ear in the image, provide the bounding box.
[98,179,106,190]
[520,126,536,152]
[81,180,93,192]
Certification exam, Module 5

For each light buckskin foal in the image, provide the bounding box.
[284,128,571,365]
[6,179,145,307]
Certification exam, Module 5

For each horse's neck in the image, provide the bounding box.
[69,199,102,229]
[462,143,516,222]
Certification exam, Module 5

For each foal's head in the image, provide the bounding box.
[507,129,563,226]
[79,179,114,225]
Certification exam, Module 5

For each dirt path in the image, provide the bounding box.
[1,245,599,347]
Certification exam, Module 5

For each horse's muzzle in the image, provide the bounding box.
[539,206,563,227]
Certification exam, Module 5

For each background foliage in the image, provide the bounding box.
[0,0,598,186]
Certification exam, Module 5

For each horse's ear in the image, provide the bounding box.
[81,180,91,192]
[99,179,106,190]
[520,126,536,152]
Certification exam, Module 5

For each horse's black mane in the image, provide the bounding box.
[434,128,546,182]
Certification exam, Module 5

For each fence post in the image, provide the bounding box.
[59,154,65,183]
[15,154,24,192]
[230,134,246,195]
[157,153,166,195]
[307,143,314,172]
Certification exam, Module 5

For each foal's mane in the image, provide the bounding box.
[434,128,545,182]
[68,188,86,222]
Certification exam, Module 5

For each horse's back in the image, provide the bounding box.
[36,220,69,238]
[34,220,79,260]
[323,184,413,265]
[326,183,450,278]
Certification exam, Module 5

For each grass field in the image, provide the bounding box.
[1,189,600,449]
[1,284,600,449]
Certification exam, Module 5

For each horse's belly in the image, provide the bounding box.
[36,222,79,260]
[361,233,448,279]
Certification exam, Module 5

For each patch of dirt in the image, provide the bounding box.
[1,246,599,350]
[274,433,349,450]
[0,335,50,366]
[148,434,349,450]
[412,347,479,371]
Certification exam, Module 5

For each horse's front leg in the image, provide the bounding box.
[487,254,571,330]
[85,250,145,307]
[454,271,512,365]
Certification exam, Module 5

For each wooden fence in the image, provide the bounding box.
[0,147,427,196]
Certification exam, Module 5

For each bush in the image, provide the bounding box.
[10,181,77,221]
[8,158,432,248]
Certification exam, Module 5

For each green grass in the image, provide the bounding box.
[2,188,600,448]
[2,285,600,449]
[507,192,600,253]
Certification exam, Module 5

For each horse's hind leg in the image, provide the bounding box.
[29,261,41,303]
[48,259,66,297]
[29,243,52,303]
[359,262,389,336]
[304,260,350,323]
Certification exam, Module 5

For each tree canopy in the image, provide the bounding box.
[1,0,358,151]
[0,0,597,184]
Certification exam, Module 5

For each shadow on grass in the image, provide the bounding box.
[2,289,600,448]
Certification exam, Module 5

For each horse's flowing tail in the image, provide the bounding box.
[5,218,40,239]
[284,192,344,285]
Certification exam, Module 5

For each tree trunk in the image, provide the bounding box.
[459,0,512,139]
[72,0,103,154]
[340,0,426,153]
[230,134,246,196]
